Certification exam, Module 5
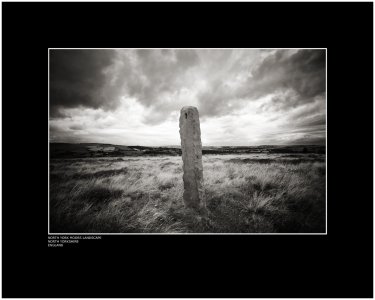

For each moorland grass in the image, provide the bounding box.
[49,154,325,233]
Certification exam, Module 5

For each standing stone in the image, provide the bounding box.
[179,106,205,211]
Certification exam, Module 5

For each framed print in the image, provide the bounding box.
[2,2,373,298]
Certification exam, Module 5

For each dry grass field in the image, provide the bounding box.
[49,153,326,233]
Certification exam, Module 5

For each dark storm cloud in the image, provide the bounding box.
[49,49,117,116]
[252,49,326,101]
[49,49,326,146]
[50,49,325,121]
[49,49,201,122]
[197,49,326,118]
[69,124,84,131]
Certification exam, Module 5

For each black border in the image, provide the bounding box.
[2,2,373,298]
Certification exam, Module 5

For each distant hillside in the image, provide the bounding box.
[49,143,325,159]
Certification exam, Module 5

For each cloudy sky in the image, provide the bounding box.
[49,49,326,146]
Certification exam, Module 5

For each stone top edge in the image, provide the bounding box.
[180,106,198,111]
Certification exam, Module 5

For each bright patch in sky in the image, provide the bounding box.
[49,49,326,146]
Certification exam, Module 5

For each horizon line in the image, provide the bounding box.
[49,141,325,147]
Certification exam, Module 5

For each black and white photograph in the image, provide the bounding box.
[49,48,326,234]
[2,1,373,298]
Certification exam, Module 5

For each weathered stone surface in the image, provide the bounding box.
[179,106,205,211]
